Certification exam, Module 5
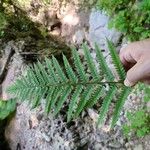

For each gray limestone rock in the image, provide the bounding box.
[88,10,122,50]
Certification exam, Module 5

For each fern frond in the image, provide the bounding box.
[95,43,114,81]
[44,89,54,114]
[53,86,72,116]
[37,61,52,84]
[72,47,88,82]
[98,86,117,126]
[52,56,68,82]
[63,54,78,83]
[7,41,131,127]
[67,85,83,122]
[49,88,63,110]
[107,39,126,80]
[74,85,94,118]
[45,58,58,83]
[85,85,103,108]
[33,63,46,85]
[83,44,99,80]
[111,87,131,127]
[32,87,48,108]
[27,66,39,85]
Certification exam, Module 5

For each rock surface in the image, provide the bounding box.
[0,41,14,85]
[88,10,122,50]
[0,41,26,100]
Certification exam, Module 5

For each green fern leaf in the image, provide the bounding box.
[72,47,88,82]
[85,85,104,108]
[111,87,131,127]
[48,87,62,111]
[83,44,99,80]
[27,66,39,85]
[45,88,55,114]
[74,85,94,118]
[45,58,58,83]
[67,85,83,122]
[33,63,46,85]
[37,61,52,84]
[32,87,48,108]
[63,54,78,83]
[53,86,72,116]
[95,43,114,81]
[107,39,126,80]
[98,86,117,126]
[52,56,68,82]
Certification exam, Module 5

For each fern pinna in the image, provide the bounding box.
[7,40,131,127]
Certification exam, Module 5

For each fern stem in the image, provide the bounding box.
[15,80,124,90]
[70,80,124,87]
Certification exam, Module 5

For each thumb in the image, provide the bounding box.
[124,60,144,87]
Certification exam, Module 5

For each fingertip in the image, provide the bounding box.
[119,45,128,65]
[119,53,128,67]
[124,78,135,87]
[119,44,128,54]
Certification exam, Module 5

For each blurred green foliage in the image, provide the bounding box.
[123,109,150,138]
[123,83,150,138]
[139,83,150,103]
[0,12,7,29]
[0,99,16,120]
[0,12,7,37]
[43,0,51,4]
[96,0,150,41]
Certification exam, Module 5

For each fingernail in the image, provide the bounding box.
[124,78,134,87]
[120,44,128,52]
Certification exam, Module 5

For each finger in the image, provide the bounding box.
[119,40,145,65]
[124,59,145,87]
[125,62,136,71]
[119,46,137,66]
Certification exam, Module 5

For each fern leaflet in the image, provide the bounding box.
[111,87,131,127]
[107,39,126,80]
[98,86,117,126]
[83,43,99,80]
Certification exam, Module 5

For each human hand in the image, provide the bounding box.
[119,39,150,87]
